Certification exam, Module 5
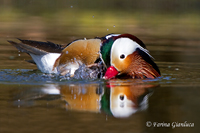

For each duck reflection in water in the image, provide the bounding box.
[59,84,103,112]
[102,80,155,118]
[15,81,157,118]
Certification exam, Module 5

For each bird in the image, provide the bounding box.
[100,34,161,79]
[8,38,102,76]
[8,33,161,79]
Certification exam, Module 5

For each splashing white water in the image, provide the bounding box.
[60,62,106,80]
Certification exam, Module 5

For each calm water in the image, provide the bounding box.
[1,1,200,133]
[1,34,200,133]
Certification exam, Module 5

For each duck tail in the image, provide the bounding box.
[8,39,63,55]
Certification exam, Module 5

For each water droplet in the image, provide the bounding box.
[70,6,73,8]
[66,51,68,54]
[113,25,115,27]
[9,56,15,60]
[18,54,20,56]
[107,29,109,31]
[92,15,94,18]
[175,68,179,71]
[106,115,108,121]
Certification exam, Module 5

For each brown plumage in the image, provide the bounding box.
[124,51,160,79]
[53,39,101,75]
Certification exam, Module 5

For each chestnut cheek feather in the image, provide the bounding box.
[126,52,160,79]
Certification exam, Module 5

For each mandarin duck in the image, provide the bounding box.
[8,38,102,76]
[8,33,160,79]
[101,34,160,79]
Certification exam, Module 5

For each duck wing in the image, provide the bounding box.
[8,38,63,55]
[8,39,62,73]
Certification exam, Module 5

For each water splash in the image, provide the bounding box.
[73,64,105,79]
[0,62,106,84]
[0,69,57,84]
[60,63,106,80]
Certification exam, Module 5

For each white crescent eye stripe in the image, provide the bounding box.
[111,38,153,65]
[105,34,120,39]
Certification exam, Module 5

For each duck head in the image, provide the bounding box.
[100,34,161,79]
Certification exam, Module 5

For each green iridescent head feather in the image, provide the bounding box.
[100,87,112,116]
[100,37,114,67]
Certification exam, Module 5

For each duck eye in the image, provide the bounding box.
[119,95,124,101]
[120,54,125,59]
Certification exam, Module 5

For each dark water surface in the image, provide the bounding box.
[1,35,200,133]
[1,1,200,133]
